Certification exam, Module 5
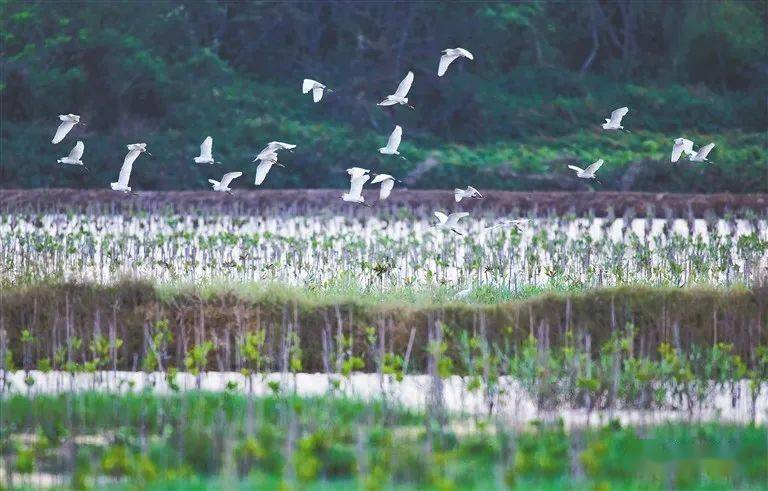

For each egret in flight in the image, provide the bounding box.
[602,107,629,131]
[253,152,285,185]
[454,186,482,202]
[670,138,695,163]
[57,141,86,170]
[254,141,296,161]
[485,218,529,232]
[688,142,715,163]
[438,48,474,77]
[379,125,406,159]
[378,71,414,109]
[111,143,149,194]
[194,136,220,164]
[433,211,469,236]
[568,159,603,181]
[209,171,242,193]
[302,79,331,103]
[371,173,400,200]
[52,114,82,144]
[343,168,370,205]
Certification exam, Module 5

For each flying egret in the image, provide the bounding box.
[379,125,406,159]
[378,71,414,109]
[302,79,331,103]
[438,48,474,77]
[568,159,603,181]
[433,211,469,236]
[194,136,220,164]
[57,141,86,170]
[602,107,629,131]
[253,152,286,185]
[51,114,82,144]
[454,186,482,202]
[111,143,149,194]
[254,141,296,161]
[370,173,400,200]
[342,169,371,205]
[671,138,695,163]
[688,142,715,163]
[485,218,529,232]
[209,171,242,193]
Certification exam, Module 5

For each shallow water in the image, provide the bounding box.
[4,370,766,427]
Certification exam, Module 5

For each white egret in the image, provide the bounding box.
[377,71,414,109]
[485,218,529,232]
[302,79,331,103]
[602,107,629,131]
[454,186,482,202]
[253,152,286,185]
[438,48,474,77]
[370,173,400,200]
[689,142,715,163]
[671,138,695,163]
[568,159,603,181]
[111,143,149,194]
[57,141,86,169]
[379,125,406,159]
[342,169,371,205]
[254,141,296,161]
[209,171,242,193]
[194,136,220,164]
[51,114,82,144]
[433,211,469,236]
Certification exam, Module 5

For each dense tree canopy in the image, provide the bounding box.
[1,0,766,192]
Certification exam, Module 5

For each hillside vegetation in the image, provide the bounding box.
[1,1,766,192]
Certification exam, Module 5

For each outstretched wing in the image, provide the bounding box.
[394,71,414,98]
[385,125,402,151]
[200,136,213,159]
[312,86,324,103]
[379,178,395,200]
[454,188,465,202]
[302,79,316,94]
[68,141,84,160]
[220,171,242,187]
[568,165,584,173]
[696,143,715,159]
[52,121,76,144]
[349,174,370,196]
[466,186,482,198]
[671,139,693,162]
[271,141,296,151]
[585,159,604,174]
[447,212,470,225]
[254,162,273,185]
[434,211,448,224]
[438,53,459,77]
[370,173,392,184]
[117,149,140,187]
[608,107,629,125]
[456,48,474,60]
[347,167,369,179]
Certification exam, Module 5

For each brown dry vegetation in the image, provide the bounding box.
[2,281,765,372]
[1,189,767,217]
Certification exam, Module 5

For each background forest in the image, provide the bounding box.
[1,0,766,192]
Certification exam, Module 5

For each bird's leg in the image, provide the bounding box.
[399,155,408,160]
[81,165,89,172]
[146,152,154,157]
[407,104,415,110]
[276,162,287,168]
[621,128,632,134]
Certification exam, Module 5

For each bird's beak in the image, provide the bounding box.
[276,162,286,168]
[399,155,407,160]
[407,105,415,110]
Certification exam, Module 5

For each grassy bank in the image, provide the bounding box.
[2,281,766,372]
[2,392,766,490]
